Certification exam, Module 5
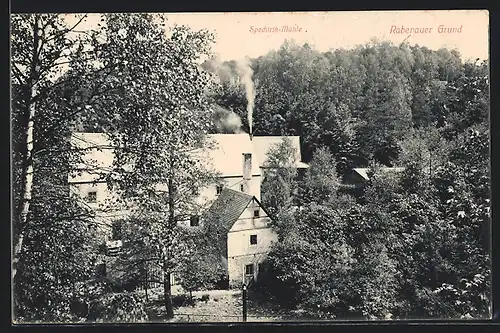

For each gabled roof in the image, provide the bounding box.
[352,168,370,181]
[202,188,254,231]
[352,167,406,181]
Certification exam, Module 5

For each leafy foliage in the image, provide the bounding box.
[177,252,226,296]
[88,292,148,323]
[11,14,106,322]
[255,42,490,319]
[11,13,490,322]
[299,147,341,206]
[261,138,298,212]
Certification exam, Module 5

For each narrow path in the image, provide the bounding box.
[144,288,307,322]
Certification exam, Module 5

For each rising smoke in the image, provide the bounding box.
[235,57,256,135]
[202,56,256,135]
[212,105,244,134]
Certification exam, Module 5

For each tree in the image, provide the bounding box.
[265,202,399,319]
[201,58,249,132]
[177,250,226,302]
[360,124,490,318]
[88,13,218,319]
[353,42,414,166]
[11,14,111,321]
[440,60,489,139]
[260,137,299,238]
[431,128,490,318]
[299,147,341,206]
[11,13,102,279]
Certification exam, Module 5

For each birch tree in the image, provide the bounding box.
[10,14,115,321]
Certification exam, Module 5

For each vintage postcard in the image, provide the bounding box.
[11,10,490,323]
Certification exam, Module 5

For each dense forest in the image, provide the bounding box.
[211,40,488,171]
[240,41,490,319]
[11,13,490,322]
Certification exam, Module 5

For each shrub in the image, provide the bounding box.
[87,292,148,323]
[171,294,195,308]
[229,280,244,290]
[200,294,210,302]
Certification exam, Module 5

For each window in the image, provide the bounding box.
[96,263,106,278]
[245,264,254,275]
[190,215,200,227]
[240,184,244,192]
[253,208,260,218]
[111,222,122,240]
[250,234,257,245]
[216,185,223,195]
[87,191,97,203]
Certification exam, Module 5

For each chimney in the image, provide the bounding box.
[242,153,252,194]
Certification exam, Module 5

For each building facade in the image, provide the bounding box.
[69,132,307,286]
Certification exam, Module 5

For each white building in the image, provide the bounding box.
[69,132,307,285]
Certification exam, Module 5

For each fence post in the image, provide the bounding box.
[242,284,247,322]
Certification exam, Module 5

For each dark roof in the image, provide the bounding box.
[352,167,405,181]
[203,188,254,231]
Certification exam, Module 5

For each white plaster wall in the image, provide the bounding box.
[197,175,262,207]
[227,198,277,284]
[227,251,274,285]
[227,225,277,259]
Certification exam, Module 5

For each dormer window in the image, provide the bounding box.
[87,191,97,203]
[216,185,223,195]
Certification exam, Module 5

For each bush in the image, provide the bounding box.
[200,294,210,302]
[229,280,244,290]
[105,256,144,293]
[171,294,195,308]
[87,292,148,323]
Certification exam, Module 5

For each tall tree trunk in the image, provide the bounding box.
[163,265,174,319]
[162,177,176,319]
[144,264,149,303]
[13,92,35,280]
[13,15,41,280]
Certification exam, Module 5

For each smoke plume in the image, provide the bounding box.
[235,57,256,136]
[201,56,236,86]
[202,56,256,135]
[212,105,244,134]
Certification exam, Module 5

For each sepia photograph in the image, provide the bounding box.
[10,10,491,323]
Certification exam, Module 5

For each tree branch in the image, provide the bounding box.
[43,14,89,44]
[11,63,28,85]
[34,67,118,140]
